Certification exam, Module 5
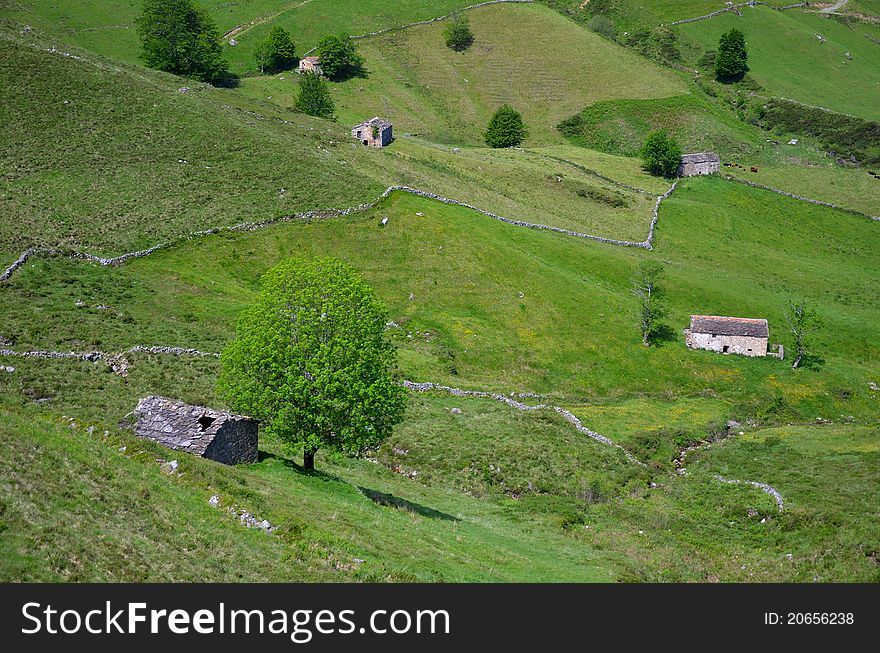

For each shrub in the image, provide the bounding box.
[137,0,229,84]
[295,72,335,119]
[255,26,297,73]
[587,15,616,40]
[444,14,474,52]
[640,129,682,177]
[315,34,365,80]
[484,104,528,148]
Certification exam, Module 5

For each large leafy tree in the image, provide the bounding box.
[715,28,749,81]
[218,258,407,470]
[295,72,335,118]
[256,26,297,73]
[484,104,528,148]
[444,14,474,52]
[315,34,365,80]
[137,0,229,84]
[640,129,682,177]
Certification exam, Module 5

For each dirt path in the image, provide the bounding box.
[820,0,849,13]
[223,0,316,41]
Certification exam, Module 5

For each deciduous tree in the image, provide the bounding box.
[484,105,528,148]
[137,0,229,84]
[640,129,682,177]
[444,15,474,52]
[784,300,822,369]
[315,34,365,80]
[715,28,749,81]
[218,258,407,471]
[295,72,335,119]
[631,260,666,346]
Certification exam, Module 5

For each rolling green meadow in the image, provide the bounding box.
[1,0,879,582]
[674,4,880,120]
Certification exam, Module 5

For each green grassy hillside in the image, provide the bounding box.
[240,2,687,145]
[2,0,879,584]
[1,0,479,74]
[674,5,880,120]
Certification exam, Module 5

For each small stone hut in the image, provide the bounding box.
[684,315,782,358]
[678,152,720,177]
[298,56,323,75]
[351,117,393,148]
[124,396,258,465]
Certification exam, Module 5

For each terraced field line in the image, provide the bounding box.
[302,0,535,55]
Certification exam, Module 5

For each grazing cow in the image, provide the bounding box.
[750,167,758,173]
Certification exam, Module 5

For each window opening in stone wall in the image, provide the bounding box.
[198,415,217,431]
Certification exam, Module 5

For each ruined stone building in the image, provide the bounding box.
[351,117,393,148]
[124,396,258,465]
[685,315,783,359]
[298,56,323,75]
[678,152,720,177]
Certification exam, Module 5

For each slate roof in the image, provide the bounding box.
[354,116,393,131]
[124,396,255,457]
[680,152,720,164]
[689,315,769,338]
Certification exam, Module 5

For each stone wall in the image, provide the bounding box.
[685,331,769,357]
[680,160,720,176]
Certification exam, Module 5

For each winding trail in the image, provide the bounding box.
[820,0,849,13]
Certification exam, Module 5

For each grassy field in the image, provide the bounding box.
[1,33,682,259]
[2,181,877,415]
[722,160,880,216]
[240,2,687,145]
[2,0,879,583]
[1,0,479,74]
[557,93,773,159]
[674,4,880,120]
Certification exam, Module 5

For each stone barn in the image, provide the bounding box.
[678,152,720,177]
[298,56,323,75]
[351,117,393,148]
[684,315,779,358]
[124,396,258,465]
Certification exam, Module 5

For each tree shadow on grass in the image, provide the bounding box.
[650,323,681,348]
[258,450,345,485]
[357,487,460,522]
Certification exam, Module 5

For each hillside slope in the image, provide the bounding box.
[674,4,880,120]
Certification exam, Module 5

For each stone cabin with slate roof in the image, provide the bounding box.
[678,152,720,177]
[124,396,258,465]
[685,315,783,359]
[351,117,393,148]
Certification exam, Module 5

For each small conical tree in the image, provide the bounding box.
[444,14,474,52]
[295,72,335,119]
[256,26,297,73]
[484,104,528,148]
[715,28,749,81]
